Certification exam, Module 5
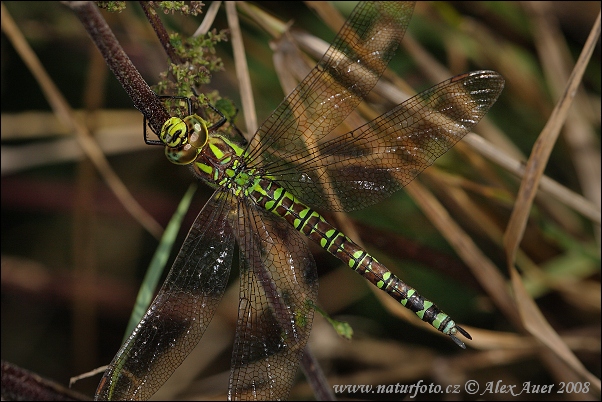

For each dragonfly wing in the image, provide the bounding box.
[95,189,237,401]
[273,70,505,211]
[245,2,414,171]
[228,198,319,400]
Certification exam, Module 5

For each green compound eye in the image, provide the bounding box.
[165,143,198,165]
[184,115,209,149]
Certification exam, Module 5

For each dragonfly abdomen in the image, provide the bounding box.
[248,177,470,348]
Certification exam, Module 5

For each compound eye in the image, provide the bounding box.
[186,115,209,149]
[165,143,199,165]
[160,117,188,148]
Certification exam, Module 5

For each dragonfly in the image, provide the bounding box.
[96,1,504,400]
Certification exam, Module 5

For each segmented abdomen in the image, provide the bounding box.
[247,177,460,338]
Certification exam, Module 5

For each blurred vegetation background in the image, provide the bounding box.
[1,1,600,400]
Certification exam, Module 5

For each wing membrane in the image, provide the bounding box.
[228,199,318,400]
[95,190,237,400]
[246,2,415,170]
[270,70,505,211]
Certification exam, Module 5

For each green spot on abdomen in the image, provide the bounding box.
[376,271,391,289]
[415,300,433,319]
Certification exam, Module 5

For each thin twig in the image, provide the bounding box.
[139,1,182,64]
[65,1,169,135]
[1,2,164,239]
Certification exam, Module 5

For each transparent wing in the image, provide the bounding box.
[95,189,236,401]
[272,70,505,211]
[228,198,319,400]
[245,2,415,172]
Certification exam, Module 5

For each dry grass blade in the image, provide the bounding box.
[503,12,600,265]
[194,1,222,37]
[227,2,257,137]
[527,2,601,232]
[465,133,601,224]
[503,9,601,393]
[0,3,163,240]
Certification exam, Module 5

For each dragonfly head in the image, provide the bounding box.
[160,115,209,165]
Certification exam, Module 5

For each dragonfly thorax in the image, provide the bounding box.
[191,133,252,192]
